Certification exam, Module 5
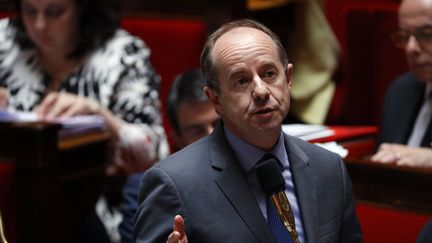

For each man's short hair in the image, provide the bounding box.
[166,68,208,135]
[200,19,289,93]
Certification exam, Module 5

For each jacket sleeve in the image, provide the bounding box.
[339,158,363,242]
[133,166,188,243]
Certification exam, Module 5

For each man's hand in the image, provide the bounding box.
[35,92,100,119]
[167,215,188,243]
[0,87,8,108]
[372,143,432,168]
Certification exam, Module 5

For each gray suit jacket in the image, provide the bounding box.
[134,123,362,243]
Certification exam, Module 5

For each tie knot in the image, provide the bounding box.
[258,153,278,164]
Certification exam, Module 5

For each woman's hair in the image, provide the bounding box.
[11,0,120,58]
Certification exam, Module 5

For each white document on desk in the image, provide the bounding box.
[282,124,348,158]
[0,109,107,137]
[282,124,334,141]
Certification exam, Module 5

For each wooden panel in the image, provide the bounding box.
[0,122,110,242]
[347,157,432,215]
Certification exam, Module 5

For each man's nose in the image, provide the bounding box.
[252,77,270,101]
[405,35,422,54]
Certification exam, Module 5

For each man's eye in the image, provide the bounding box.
[237,78,248,85]
[418,29,432,41]
[263,70,275,78]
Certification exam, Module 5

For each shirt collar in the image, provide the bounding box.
[425,83,432,100]
[224,126,288,174]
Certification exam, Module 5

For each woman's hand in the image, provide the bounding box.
[106,124,159,176]
[36,92,162,177]
[35,92,100,119]
[0,87,8,108]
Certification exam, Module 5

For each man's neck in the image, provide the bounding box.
[228,127,281,151]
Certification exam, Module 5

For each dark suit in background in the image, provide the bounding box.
[133,123,362,243]
[376,74,432,243]
[378,72,429,145]
[374,0,432,240]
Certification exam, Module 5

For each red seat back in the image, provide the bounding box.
[357,203,429,243]
[343,3,408,125]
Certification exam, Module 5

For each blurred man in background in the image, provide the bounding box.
[372,0,432,168]
[372,0,432,241]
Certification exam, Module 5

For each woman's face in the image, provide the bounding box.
[21,0,80,56]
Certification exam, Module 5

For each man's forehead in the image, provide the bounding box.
[419,0,432,6]
[212,27,274,58]
[217,27,269,45]
[401,0,432,14]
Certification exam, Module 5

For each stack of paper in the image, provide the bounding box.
[0,109,107,137]
[282,124,348,158]
[282,124,334,141]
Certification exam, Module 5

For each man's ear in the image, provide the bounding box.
[204,86,223,116]
[285,63,293,90]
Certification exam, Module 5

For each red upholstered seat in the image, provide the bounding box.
[120,17,206,148]
[357,203,429,243]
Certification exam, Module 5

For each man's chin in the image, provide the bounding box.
[253,120,282,132]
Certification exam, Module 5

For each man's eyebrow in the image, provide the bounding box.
[418,24,432,30]
[261,62,277,69]
[227,68,246,79]
[399,24,432,31]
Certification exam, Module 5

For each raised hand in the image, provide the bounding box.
[167,215,188,243]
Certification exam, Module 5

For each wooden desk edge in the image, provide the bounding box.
[346,156,432,175]
[59,131,112,150]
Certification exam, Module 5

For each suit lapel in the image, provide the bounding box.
[285,135,317,243]
[209,125,275,243]
[399,77,425,143]
[420,90,432,147]
[421,118,432,147]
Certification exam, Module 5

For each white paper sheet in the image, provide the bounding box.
[0,109,107,137]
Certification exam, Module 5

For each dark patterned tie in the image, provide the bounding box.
[266,196,294,243]
[255,153,299,243]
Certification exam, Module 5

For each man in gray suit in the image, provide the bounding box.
[134,19,362,243]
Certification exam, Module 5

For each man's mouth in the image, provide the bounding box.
[254,108,274,115]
